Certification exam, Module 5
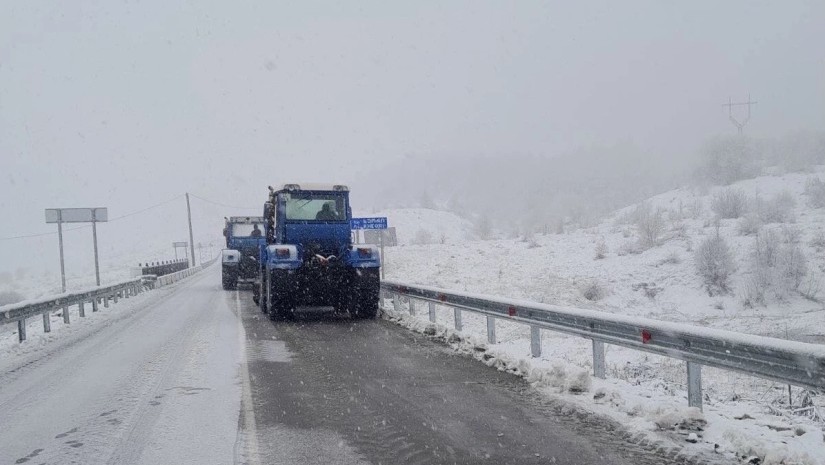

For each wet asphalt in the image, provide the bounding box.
[231,289,704,465]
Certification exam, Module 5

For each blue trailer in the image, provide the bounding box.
[252,184,381,319]
[222,216,266,290]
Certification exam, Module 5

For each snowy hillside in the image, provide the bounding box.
[383,169,825,343]
[380,171,825,464]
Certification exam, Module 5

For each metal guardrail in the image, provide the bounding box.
[1,257,219,344]
[0,278,145,343]
[381,281,825,411]
[139,259,189,277]
[143,256,219,288]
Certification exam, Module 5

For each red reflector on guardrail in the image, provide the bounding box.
[438,293,447,302]
[642,329,652,344]
[508,306,517,317]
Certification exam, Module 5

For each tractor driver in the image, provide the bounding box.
[315,202,338,221]
[250,224,262,237]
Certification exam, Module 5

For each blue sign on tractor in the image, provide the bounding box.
[351,217,388,230]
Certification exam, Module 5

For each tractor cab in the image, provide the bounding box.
[221,216,266,290]
[264,183,352,257]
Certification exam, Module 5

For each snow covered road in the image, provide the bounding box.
[0,269,243,465]
[1,266,703,464]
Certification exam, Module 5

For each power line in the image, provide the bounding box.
[108,194,185,222]
[0,224,91,240]
[0,194,186,241]
[189,192,259,211]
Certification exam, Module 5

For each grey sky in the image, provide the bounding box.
[1,1,823,280]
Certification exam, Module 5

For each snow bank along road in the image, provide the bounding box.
[0,267,705,465]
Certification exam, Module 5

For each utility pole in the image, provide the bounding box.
[186,193,196,267]
[723,95,757,134]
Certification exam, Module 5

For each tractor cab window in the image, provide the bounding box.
[283,193,348,221]
[231,223,264,237]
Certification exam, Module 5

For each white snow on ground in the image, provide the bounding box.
[378,170,825,465]
[0,262,215,366]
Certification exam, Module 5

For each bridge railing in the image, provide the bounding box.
[0,278,145,343]
[1,257,219,344]
[139,259,189,277]
[380,281,825,411]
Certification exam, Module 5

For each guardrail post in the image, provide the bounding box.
[63,305,70,324]
[392,293,402,313]
[92,298,99,312]
[428,302,436,323]
[409,298,415,316]
[18,318,26,342]
[687,362,703,411]
[79,301,85,318]
[104,296,110,308]
[592,340,606,379]
[486,316,496,344]
[454,308,463,331]
[42,312,51,333]
[530,326,541,358]
[113,292,119,304]
[125,287,130,298]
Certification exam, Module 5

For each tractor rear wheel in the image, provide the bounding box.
[354,287,379,319]
[351,270,380,319]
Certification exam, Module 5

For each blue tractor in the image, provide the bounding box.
[252,184,381,319]
[222,216,266,290]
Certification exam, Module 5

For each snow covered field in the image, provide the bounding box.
[378,171,825,464]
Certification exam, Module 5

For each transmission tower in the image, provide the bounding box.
[722,95,757,134]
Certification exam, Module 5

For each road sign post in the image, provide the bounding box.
[46,207,108,292]
[57,211,66,292]
[92,209,101,286]
[351,217,389,280]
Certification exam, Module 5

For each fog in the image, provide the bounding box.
[1,1,824,284]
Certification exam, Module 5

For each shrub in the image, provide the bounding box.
[711,187,747,219]
[475,215,492,240]
[696,135,760,185]
[617,240,641,256]
[634,203,666,249]
[756,191,796,224]
[777,244,808,294]
[581,281,607,301]
[800,273,822,302]
[809,231,825,251]
[781,225,802,244]
[804,177,825,208]
[659,251,681,265]
[737,214,761,236]
[694,233,735,295]
[754,228,781,269]
[686,198,703,219]
[747,228,809,302]
[594,241,608,260]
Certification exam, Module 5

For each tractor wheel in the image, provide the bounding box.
[352,283,379,319]
[266,272,292,321]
